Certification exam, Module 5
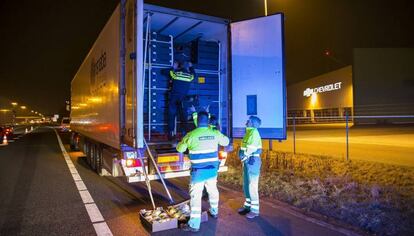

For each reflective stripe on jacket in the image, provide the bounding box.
[241,127,262,157]
[170,69,195,95]
[177,127,229,182]
[170,70,194,82]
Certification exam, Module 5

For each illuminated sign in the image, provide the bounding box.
[303,82,342,97]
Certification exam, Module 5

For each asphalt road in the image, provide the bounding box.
[0,127,357,236]
[259,125,414,167]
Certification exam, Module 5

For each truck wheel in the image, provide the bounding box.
[91,144,96,171]
[85,142,91,166]
[95,146,102,175]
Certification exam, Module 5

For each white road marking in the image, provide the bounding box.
[79,190,94,204]
[69,166,78,174]
[93,222,113,236]
[75,180,87,191]
[72,173,82,181]
[85,203,105,223]
[8,140,15,143]
[53,129,113,236]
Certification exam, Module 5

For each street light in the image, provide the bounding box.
[20,106,27,109]
[11,102,18,106]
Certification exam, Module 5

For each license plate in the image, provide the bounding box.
[125,151,137,159]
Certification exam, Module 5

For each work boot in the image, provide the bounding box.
[208,210,218,219]
[246,211,259,219]
[180,223,199,232]
[237,207,250,215]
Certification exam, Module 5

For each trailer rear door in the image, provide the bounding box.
[123,0,144,148]
[123,0,136,147]
[231,14,286,139]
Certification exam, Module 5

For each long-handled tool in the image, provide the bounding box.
[143,138,175,204]
[137,149,156,209]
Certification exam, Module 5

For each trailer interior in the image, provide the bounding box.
[142,4,229,143]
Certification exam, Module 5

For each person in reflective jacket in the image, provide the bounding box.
[168,61,195,140]
[238,116,262,219]
[176,111,229,232]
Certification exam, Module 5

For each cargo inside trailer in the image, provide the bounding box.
[142,5,229,142]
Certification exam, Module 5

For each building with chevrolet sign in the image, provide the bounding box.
[287,66,353,124]
[287,48,414,125]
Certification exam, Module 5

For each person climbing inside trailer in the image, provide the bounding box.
[167,60,195,140]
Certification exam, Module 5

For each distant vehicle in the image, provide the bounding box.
[0,126,13,138]
[70,1,286,185]
[60,117,71,132]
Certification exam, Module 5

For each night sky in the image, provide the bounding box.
[0,0,413,115]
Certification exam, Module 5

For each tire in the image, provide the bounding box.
[91,144,96,171]
[95,146,102,175]
[85,141,91,166]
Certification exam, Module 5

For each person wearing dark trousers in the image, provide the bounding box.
[168,61,195,140]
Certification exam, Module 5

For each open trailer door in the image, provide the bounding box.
[231,14,286,139]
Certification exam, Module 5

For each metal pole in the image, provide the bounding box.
[137,155,156,209]
[143,139,175,204]
[346,110,349,161]
[293,114,296,155]
[218,41,222,128]
[143,13,151,140]
[264,0,268,16]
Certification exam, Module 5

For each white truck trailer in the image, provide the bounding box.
[70,0,286,185]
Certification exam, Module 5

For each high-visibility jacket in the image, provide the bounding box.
[240,127,262,159]
[177,127,229,182]
[170,69,194,95]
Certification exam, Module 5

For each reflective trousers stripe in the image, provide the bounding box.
[191,207,201,211]
[190,157,218,164]
[189,149,217,154]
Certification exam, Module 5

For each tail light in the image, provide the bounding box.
[126,159,142,168]
[159,164,181,172]
[219,151,227,160]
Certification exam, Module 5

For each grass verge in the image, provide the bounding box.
[219,149,414,236]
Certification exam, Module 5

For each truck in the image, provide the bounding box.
[70,0,286,186]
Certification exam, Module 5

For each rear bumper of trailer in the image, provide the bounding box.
[126,166,228,183]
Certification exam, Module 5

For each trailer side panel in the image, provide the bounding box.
[71,5,121,149]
